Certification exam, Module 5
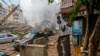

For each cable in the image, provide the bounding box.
[9,0,20,5]
[0,0,20,25]
[0,5,19,24]
[2,0,9,6]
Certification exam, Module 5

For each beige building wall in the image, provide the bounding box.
[0,3,7,20]
[7,4,25,23]
[61,0,73,9]
[7,6,13,21]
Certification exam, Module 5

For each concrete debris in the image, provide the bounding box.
[0,21,32,34]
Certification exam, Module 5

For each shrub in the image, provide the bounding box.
[11,31,24,39]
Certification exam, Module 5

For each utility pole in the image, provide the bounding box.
[0,5,19,25]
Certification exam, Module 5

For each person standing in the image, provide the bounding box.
[57,15,71,56]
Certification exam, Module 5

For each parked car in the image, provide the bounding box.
[13,32,49,51]
[0,33,18,43]
[12,32,36,51]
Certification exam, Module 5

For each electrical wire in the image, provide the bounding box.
[9,0,20,5]
[0,0,20,25]
[2,0,9,6]
[0,5,19,25]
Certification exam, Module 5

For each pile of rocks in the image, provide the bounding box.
[0,21,32,34]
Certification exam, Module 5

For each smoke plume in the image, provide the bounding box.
[20,0,60,32]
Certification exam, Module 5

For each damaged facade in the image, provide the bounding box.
[0,3,7,20]
[0,3,25,23]
[7,4,25,23]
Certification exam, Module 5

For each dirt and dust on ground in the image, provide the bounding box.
[47,33,75,56]
[0,43,19,56]
[0,33,83,56]
[0,33,100,56]
[0,33,59,56]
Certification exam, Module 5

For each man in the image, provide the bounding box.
[57,15,71,56]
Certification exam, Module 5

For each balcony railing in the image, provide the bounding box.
[61,0,74,9]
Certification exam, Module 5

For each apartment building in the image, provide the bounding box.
[59,0,74,22]
[0,3,7,20]
[7,4,25,23]
[61,0,73,9]
[60,0,87,21]
[0,3,25,23]
[60,0,87,35]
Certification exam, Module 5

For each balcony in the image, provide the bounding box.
[60,0,86,14]
[61,0,73,9]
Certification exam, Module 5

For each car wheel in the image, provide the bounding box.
[12,39,16,42]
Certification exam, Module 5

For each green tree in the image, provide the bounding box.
[69,0,100,56]
[48,0,54,4]
[48,0,100,56]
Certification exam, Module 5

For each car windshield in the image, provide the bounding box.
[0,35,5,38]
[7,34,13,37]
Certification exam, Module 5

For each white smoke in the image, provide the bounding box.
[20,0,60,32]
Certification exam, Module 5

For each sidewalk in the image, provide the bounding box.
[47,34,59,56]
[47,33,100,56]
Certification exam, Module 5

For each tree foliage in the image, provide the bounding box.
[69,0,100,21]
[69,0,100,56]
[48,0,100,20]
[48,0,54,4]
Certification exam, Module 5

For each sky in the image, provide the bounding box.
[0,0,60,7]
[0,0,19,7]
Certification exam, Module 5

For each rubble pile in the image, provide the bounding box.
[0,43,18,56]
[0,21,32,34]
